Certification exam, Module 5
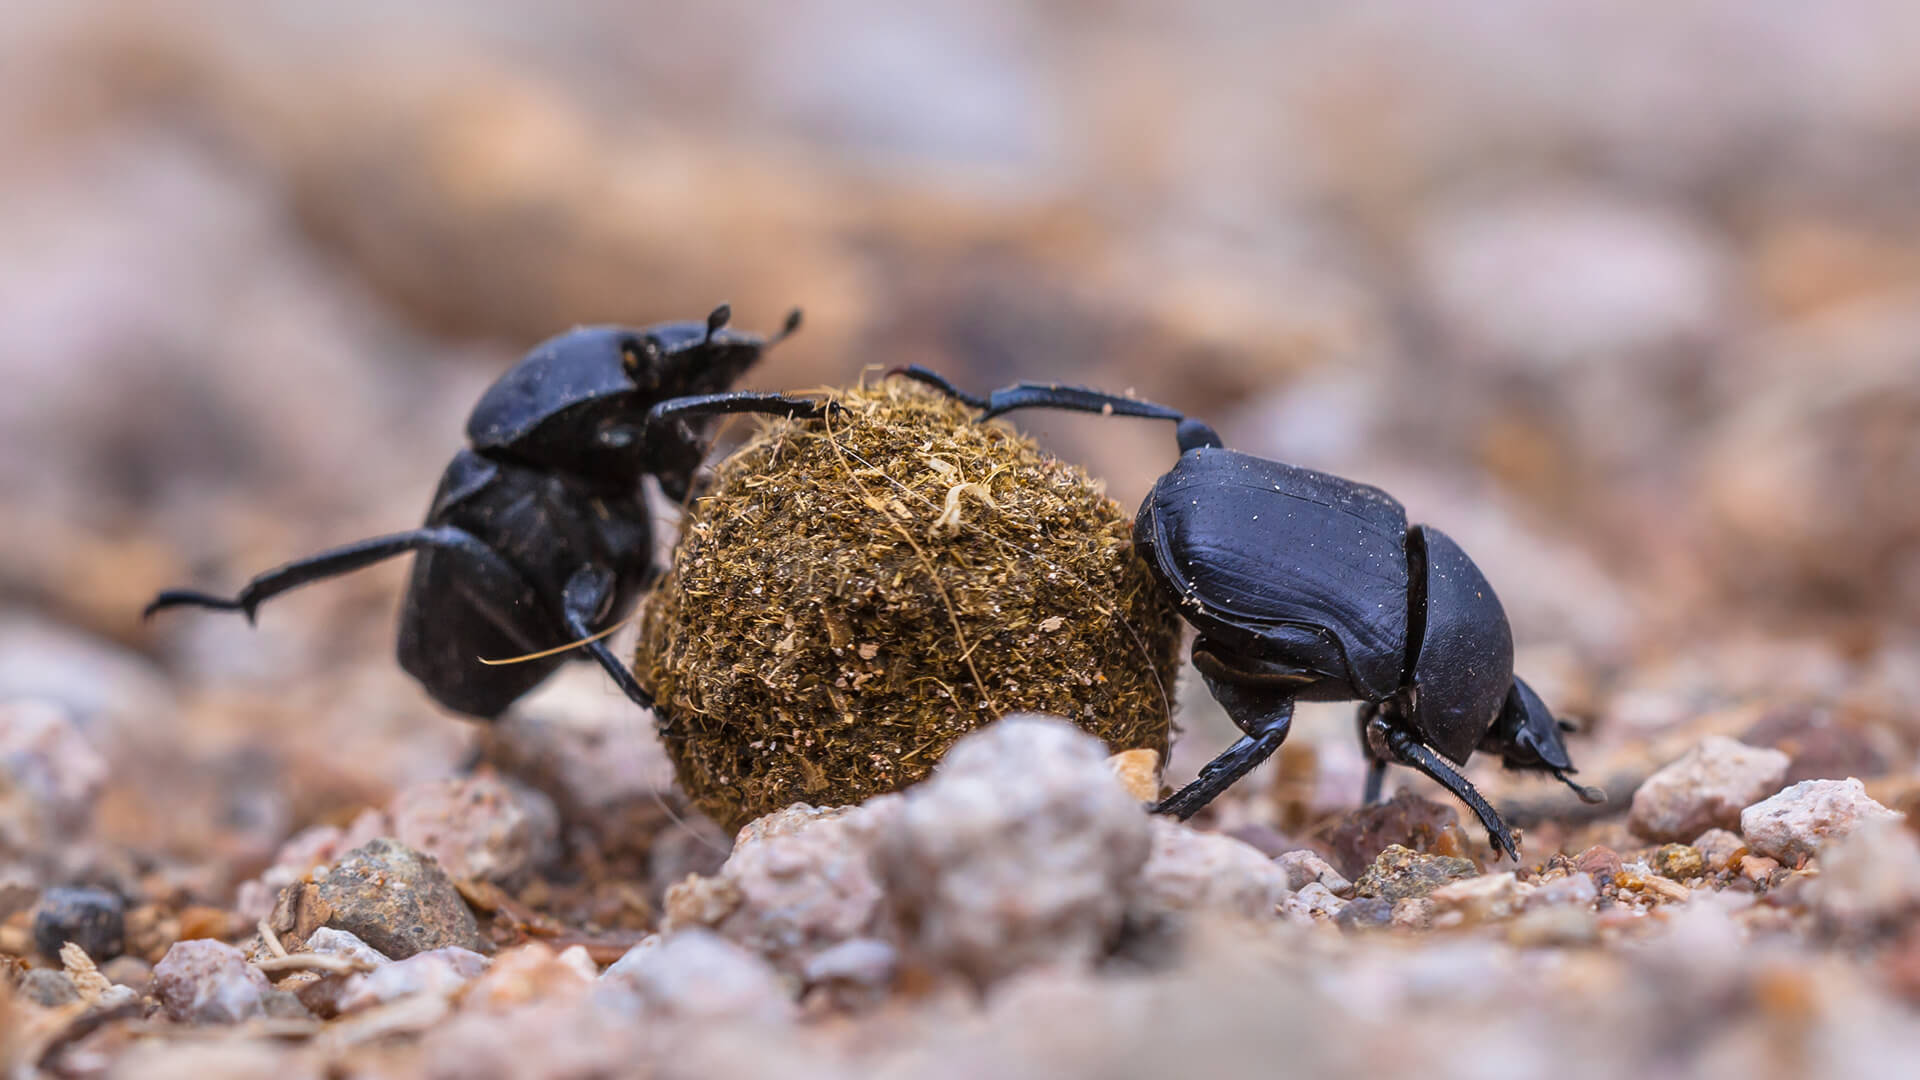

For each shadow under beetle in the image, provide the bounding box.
[893,366,1604,859]
[147,305,831,720]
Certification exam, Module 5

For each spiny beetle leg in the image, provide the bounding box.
[1153,697,1295,820]
[1385,725,1520,862]
[887,366,1221,450]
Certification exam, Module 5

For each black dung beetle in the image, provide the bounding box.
[147,305,832,719]
[892,366,1603,859]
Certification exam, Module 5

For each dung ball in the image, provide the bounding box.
[636,379,1184,831]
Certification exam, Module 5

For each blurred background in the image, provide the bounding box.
[3,0,1918,886]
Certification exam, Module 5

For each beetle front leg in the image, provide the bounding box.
[1154,678,1295,820]
[560,565,657,715]
[1357,702,1389,804]
[1367,712,1520,861]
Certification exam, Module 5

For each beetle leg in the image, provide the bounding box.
[560,565,658,715]
[1381,725,1521,862]
[1154,677,1295,820]
[1357,702,1390,804]
[145,526,504,624]
[888,366,1224,452]
[642,390,837,432]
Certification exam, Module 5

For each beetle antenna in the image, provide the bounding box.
[1553,769,1607,804]
[768,308,804,346]
[704,304,732,344]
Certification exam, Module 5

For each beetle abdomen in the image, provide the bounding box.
[1138,449,1410,699]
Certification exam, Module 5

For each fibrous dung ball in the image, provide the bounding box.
[636,380,1184,831]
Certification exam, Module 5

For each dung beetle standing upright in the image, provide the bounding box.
[893,367,1603,859]
[148,305,832,719]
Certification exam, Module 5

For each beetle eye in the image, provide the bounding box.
[621,338,663,380]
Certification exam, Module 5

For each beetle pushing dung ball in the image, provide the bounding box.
[635,379,1185,831]
[893,367,1604,859]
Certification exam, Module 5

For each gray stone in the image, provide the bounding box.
[310,838,488,958]
[389,775,559,887]
[152,939,273,1024]
[1135,819,1289,919]
[597,929,794,1024]
[1740,778,1902,865]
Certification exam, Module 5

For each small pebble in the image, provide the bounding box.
[462,943,595,1012]
[1526,874,1598,910]
[1691,828,1746,873]
[335,946,487,1013]
[1430,872,1531,922]
[152,939,273,1024]
[1574,845,1624,888]
[1107,748,1161,802]
[1650,844,1705,881]
[1274,850,1354,896]
[1325,793,1463,879]
[1814,821,1920,938]
[1335,897,1394,933]
[1391,898,1436,931]
[31,885,124,962]
[1628,735,1789,842]
[1506,905,1599,947]
[1740,854,1782,885]
[304,927,392,967]
[1740,778,1903,865]
[1280,882,1346,922]
[1353,845,1479,901]
[20,968,80,1007]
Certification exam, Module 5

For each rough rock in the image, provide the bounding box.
[1134,819,1290,919]
[1324,793,1464,879]
[1430,872,1531,922]
[0,700,108,856]
[1628,736,1789,842]
[152,939,273,1023]
[1352,845,1479,901]
[1391,898,1436,931]
[31,885,124,961]
[596,929,795,1025]
[1739,778,1903,865]
[389,775,560,887]
[801,938,897,992]
[1505,905,1599,947]
[1274,849,1354,895]
[1574,845,1624,887]
[417,1000,648,1080]
[665,803,888,976]
[235,809,392,924]
[1813,821,1920,938]
[871,716,1153,985]
[20,967,80,1006]
[302,838,488,958]
[335,946,488,1013]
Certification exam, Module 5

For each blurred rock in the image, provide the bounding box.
[304,926,389,967]
[801,937,897,1003]
[335,946,486,1013]
[665,803,888,977]
[596,929,794,1025]
[1813,821,1920,939]
[1505,905,1599,947]
[483,669,683,851]
[31,885,123,961]
[1274,849,1353,895]
[1430,872,1530,923]
[1628,736,1789,843]
[1323,793,1463,880]
[1106,748,1160,803]
[300,838,487,958]
[1391,898,1435,931]
[1352,845,1479,901]
[1334,897,1393,933]
[417,998,649,1080]
[1650,845,1706,882]
[0,619,172,738]
[1279,882,1345,923]
[152,939,272,1024]
[1574,845,1624,888]
[461,942,594,1012]
[1691,828,1746,873]
[871,716,1152,986]
[20,967,80,1007]
[1525,873,1598,910]
[0,700,108,859]
[234,809,391,924]
[1740,778,1903,865]
[389,775,559,887]
[1134,820,1289,920]
[1743,706,1893,784]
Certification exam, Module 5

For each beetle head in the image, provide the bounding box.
[1481,676,1605,802]
[467,306,801,481]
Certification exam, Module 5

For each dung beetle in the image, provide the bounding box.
[892,366,1603,859]
[147,305,832,719]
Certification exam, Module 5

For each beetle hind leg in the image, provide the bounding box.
[1154,679,1295,820]
[144,528,485,624]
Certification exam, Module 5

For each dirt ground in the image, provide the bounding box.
[4,3,1920,1077]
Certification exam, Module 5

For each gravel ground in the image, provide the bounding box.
[4,4,1920,1078]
